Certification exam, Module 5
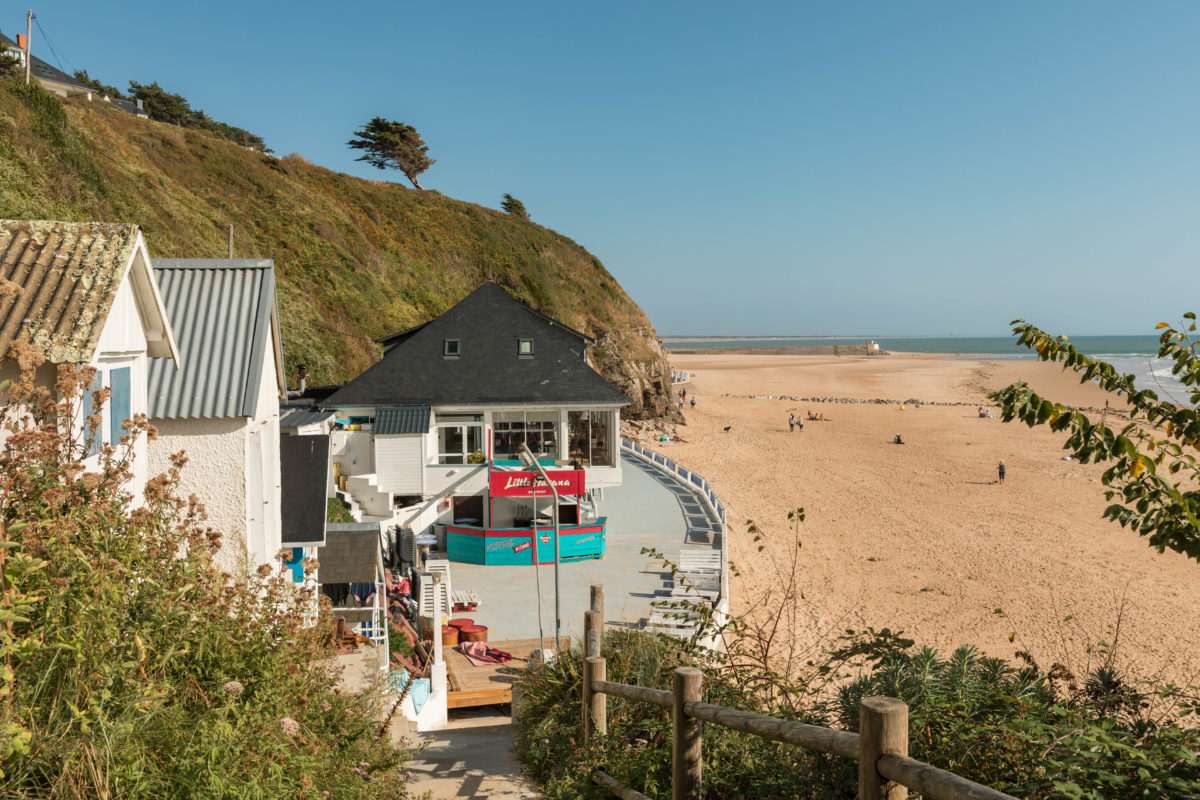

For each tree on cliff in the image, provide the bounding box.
[0,39,21,80]
[347,117,435,189]
[991,313,1200,562]
[74,69,125,98]
[501,193,529,219]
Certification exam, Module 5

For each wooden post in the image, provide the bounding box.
[590,582,605,621]
[24,10,32,86]
[584,609,601,658]
[672,667,702,800]
[583,655,606,742]
[858,697,908,800]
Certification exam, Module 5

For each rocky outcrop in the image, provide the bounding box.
[593,327,684,423]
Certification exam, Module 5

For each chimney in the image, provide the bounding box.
[297,364,307,394]
[16,34,27,50]
[136,98,144,111]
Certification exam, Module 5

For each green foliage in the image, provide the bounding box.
[348,117,435,189]
[501,193,529,219]
[0,81,667,416]
[327,495,356,523]
[991,315,1200,560]
[0,40,20,81]
[127,80,269,152]
[0,348,411,797]
[515,526,1200,799]
[73,69,125,99]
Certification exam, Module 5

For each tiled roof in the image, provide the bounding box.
[1,219,141,363]
[148,259,283,419]
[375,406,430,435]
[280,434,329,546]
[280,408,334,428]
[318,526,381,584]
[323,282,631,409]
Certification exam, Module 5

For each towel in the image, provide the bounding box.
[456,641,515,666]
[389,669,432,713]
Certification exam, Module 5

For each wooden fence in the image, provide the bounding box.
[581,596,1020,800]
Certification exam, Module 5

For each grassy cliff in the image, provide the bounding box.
[0,82,677,418]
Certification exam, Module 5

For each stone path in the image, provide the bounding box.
[406,709,542,799]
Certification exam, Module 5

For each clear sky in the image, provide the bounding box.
[14,2,1200,336]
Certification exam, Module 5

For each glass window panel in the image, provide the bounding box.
[590,412,612,466]
[568,411,589,464]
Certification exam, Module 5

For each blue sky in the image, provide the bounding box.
[16,2,1200,336]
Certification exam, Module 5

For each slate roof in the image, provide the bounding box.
[0,220,177,364]
[318,525,381,584]
[148,259,284,419]
[375,406,430,435]
[0,33,90,93]
[280,408,334,428]
[324,282,630,408]
[280,435,329,546]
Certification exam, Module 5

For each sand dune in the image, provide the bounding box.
[663,353,1198,687]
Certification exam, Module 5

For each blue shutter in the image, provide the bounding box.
[109,367,131,445]
[82,371,104,457]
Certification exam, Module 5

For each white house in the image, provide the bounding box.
[0,220,179,494]
[146,259,286,573]
[321,282,631,566]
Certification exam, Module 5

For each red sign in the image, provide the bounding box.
[489,469,585,497]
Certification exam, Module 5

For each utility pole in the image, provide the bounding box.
[227,224,234,258]
[24,10,32,86]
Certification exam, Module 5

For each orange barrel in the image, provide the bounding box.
[459,625,488,643]
[441,626,459,646]
[448,618,474,629]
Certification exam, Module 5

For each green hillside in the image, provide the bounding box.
[0,82,677,418]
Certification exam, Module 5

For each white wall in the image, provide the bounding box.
[91,275,151,499]
[148,417,248,573]
[375,435,424,494]
[246,342,282,567]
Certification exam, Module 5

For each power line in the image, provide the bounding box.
[31,14,75,76]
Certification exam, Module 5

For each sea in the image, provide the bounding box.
[663,335,1196,406]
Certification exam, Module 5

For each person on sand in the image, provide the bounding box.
[998,460,1006,484]
[788,413,795,432]
[894,434,904,445]
[689,397,696,409]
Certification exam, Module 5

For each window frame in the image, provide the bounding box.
[518,338,534,358]
[443,339,461,358]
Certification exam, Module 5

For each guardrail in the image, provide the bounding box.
[579,597,1019,800]
[621,440,726,525]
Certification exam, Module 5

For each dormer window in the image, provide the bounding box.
[518,339,534,358]
[444,339,460,358]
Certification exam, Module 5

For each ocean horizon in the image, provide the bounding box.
[664,335,1196,407]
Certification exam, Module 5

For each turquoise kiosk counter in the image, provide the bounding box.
[445,464,606,565]
[446,519,607,565]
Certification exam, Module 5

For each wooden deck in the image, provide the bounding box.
[446,637,568,709]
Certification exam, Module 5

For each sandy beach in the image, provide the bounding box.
[661,352,1199,688]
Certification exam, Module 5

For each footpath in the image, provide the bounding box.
[406,709,542,799]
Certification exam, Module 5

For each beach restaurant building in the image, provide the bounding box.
[321,282,631,565]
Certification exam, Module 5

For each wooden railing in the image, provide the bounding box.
[581,596,1020,800]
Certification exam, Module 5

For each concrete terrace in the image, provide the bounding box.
[441,456,721,640]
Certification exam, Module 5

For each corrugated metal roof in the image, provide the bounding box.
[375,405,430,435]
[280,408,334,428]
[148,259,283,419]
[0,220,141,363]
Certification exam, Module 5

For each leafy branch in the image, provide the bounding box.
[990,314,1200,560]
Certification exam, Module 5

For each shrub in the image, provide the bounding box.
[513,523,1200,799]
[0,342,411,797]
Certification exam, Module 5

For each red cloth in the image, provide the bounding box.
[392,577,411,597]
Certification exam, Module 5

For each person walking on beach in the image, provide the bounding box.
[998,460,1006,484]
[689,397,695,409]
[788,413,795,432]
